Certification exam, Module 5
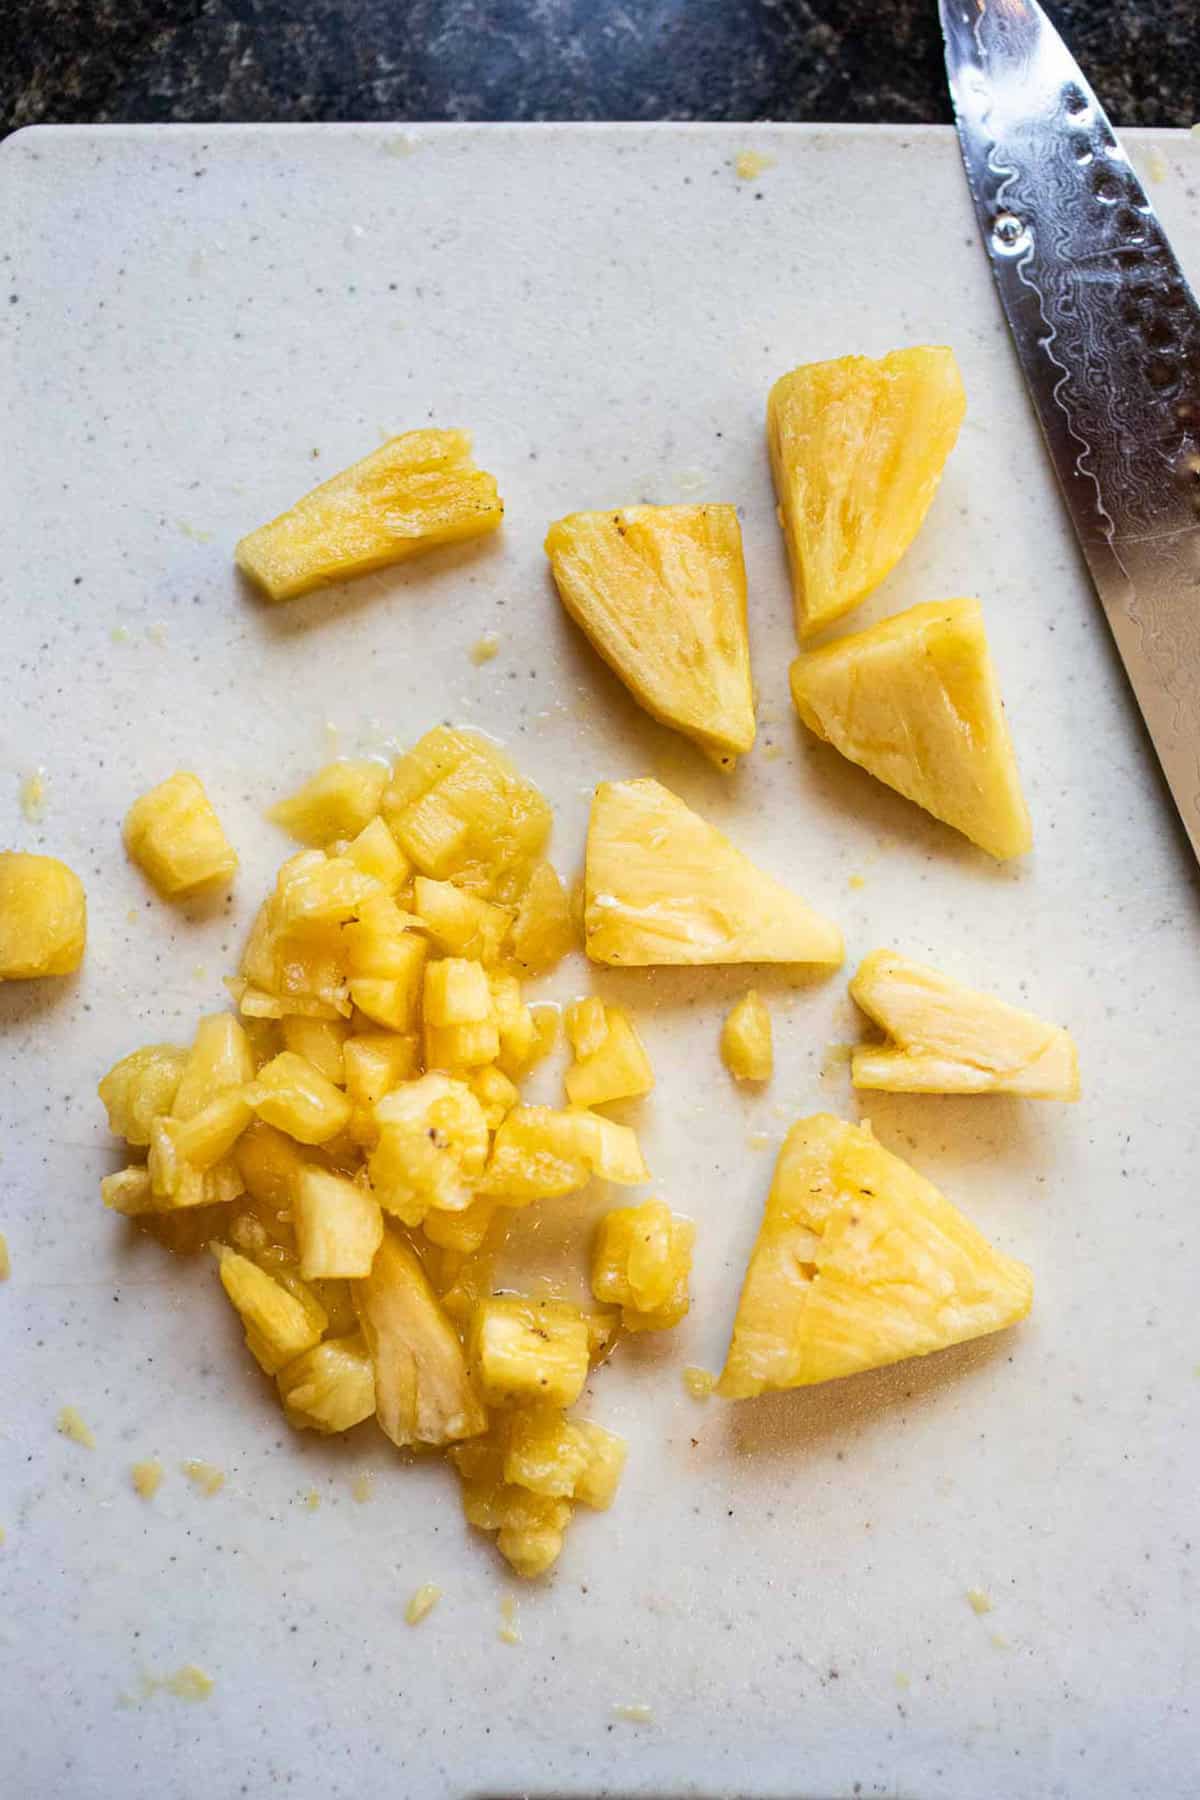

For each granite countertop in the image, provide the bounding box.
[2,0,1196,136]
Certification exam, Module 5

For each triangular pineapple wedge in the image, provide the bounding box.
[545,505,755,770]
[851,950,1079,1099]
[768,347,966,636]
[790,597,1032,860]
[717,1114,1032,1397]
[584,777,843,967]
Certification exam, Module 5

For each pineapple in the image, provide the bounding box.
[544,504,755,769]
[123,772,238,897]
[244,1051,353,1144]
[584,778,844,967]
[173,1013,255,1118]
[273,851,380,931]
[293,1166,383,1278]
[98,1043,188,1145]
[235,1119,308,1212]
[423,957,500,1070]
[564,999,654,1107]
[768,347,966,636]
[235,429,504,602]
[276,1332,376,1433]
[591,1199,694,1331]
[412,877,512,965]
[451,1439,573,1579]
[470,1297,591,1408]
[343,1031,419,1144]
[382,727,551,905]
[468,1063,520,1131]
[368,1072,489,1224]
[345,892,428,1031]
[352,1228,486,1448]
[269,759,388,846]
[850,950,1080,1098]
[0,852,87,978]
[101,1166,155,1216]
[503,1409,626,1508]
[217,1246,327,1374]
[148,1089,253,1201]
[489,972,537,1078]
[279,1016,348,1086]
[717,1114,1033,1397]
[422,1195,498,1254]
[481,1105,648,1202]
[344,815,412,894]
[790,598,1032,860]
[510,861,574,973]
[720,990,773,1082]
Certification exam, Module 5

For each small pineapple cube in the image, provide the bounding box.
[496,1490,572,1579]
[0,852,87,977]
[245,1051,353,1145]
[149,1089,253,1192]
[123,772,237,898]
[503,1407,591,1498]
[424,957,493,1027]
[565,999,654,1107]
[468,1063,520,1130]
[721,990,773,1082]
[234,1119,307,1210]
[280,1015,348,1085]
[276,1331,376,1433]
[481,1105,649,1202]
[489,972,536,1077]
[343,814,412,894]
[425,1019,502,1072]
[572,1420,627,1510]
[412,877,512,964]
[352,1228,486,1447]
[98,1043,188,1145]
[591,1199,694,1331]
[369,1072,489,1224]
[510,860,574,973]
[273,853,380,931]
[470,1297,590,1408]
[343,1031,419,1143]
[269,760,388,847]
[293,1166,383,1279]
[101,1165,155,1216]
[235,429,504,603]
[421,1196,498,1254]
[217,1246,327,1373]
[172,1013,255,1119]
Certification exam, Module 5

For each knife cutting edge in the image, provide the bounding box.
[939,0,1200,863]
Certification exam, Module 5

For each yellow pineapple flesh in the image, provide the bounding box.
[545,504,755,769]
[564,999,654,1107]
[235,428,504,602]
[99,1043,188,1145]
[720,990,773,1082]
[352,1228,486,1448]
[124,772,238,897]
[790,597,1032,860]
[470,1296,591,1408]
[510,861,574,973]
[292,1166,383,1278]
[276,1332,376,1433]
[584,778,843,967]
[269,760,388,846]
[850,950,1079,1098]
[0,852,87,978]
[717,1114,1033,1397]
[768,346,966,636]
[591,1199,694,1331]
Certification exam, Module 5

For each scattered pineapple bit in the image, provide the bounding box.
[471,1296,591,1408]
[720,990,773,1082]
[849,950,1080,1099]
[269,760,388,846]
[353,1229,486,1448]
[510,861,574,972]
[56,1405,95,1449]
[470,636,499,665]
[717,1114,1033,1397]
[584,778,843,966]
[790,599,1032,860]
[682,1366,715,1399]
[277,1334,376,1433]
[123,772,238,897]
[131,1459,164,1499]
[498,1594,522,1643]
[303,1487,321,1510]
[351,1470,376,1503]
[592,1200,694,1332]
[768,347,966,636]
[967,1587,994,1615]
[545,504,756,769]
[0,851,87,978]
[735,149,775,180]
[613,1703,655,1725]
[182,1459,226,1496]
[235,429,504,602]
[481,1104,649,1201]
[19,769,47,822]
[405,1583,442,1624]
[163,1665,214,1701]
[565,998,654,1107]
[0,1233,9,1281]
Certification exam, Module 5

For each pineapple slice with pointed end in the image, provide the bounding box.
[235,429,504,602]
[790,598,1032,860]
[591,1199,694,1332]
[352,1229,486,1448]
[721,990,773,1082]
[124,772,238,897]
[564,999,654,1107]
[849,950,1080,1099]
[276,1331,376,1433]
[545,504,756,769]
[268,760,388,847]
[217,1246,327,1374]
[584,778,843,967]
[768,347,966,636]
[717,1114,1033,1397]
[510,861,574,973]
[0,852,87,978]
[293,1166,383,1278]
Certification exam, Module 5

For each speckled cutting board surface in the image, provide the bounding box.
[3,122,1200,1800]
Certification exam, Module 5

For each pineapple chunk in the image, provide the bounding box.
[273,852,380,931]
[545,504,755,769]
[565,1000,654,1107]
[481,1105,649,1202]
[412,877,512,964]
[572,1420,627,1510]
[591,1199,694,1331]
[123,772,238,897]
[382,727,551,905]
[471,1297,590,1408]
[352,1228,486,1447]
[344,815,412,894]
[269,760,388,847]
[585,778,844,967]
[217,1246,327,1374]
[510,861,574,973]
[717,1114,1034,1397]
[343,1031,419,1143]
[293,1166,383,1278]
[721,990,773,1082]
[101,1165,155,1216]
[504,1409,626,1509]
[277,1331,376,1433]
[489,972,536,1078]
[235,1119,307,1211]
[849,949,1080,1099]
[98,1043,188,1145]
[0,852,87,977]
[768,347,966,636]
[149,1089,253,1195]
[245,1051,353,1144]
[790,598,1032,860]
[280,1016,348,1085]
[424,956,500,1069]
[369,1072,489,1224]
[173,1013,255,1119]
[235,429,504,602]
[468,1063,520,1131]
[450,1438,574,1576]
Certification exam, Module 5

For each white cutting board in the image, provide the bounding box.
[2,122,1199,1800]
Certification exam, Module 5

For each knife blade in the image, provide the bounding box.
[939,0,1200,862]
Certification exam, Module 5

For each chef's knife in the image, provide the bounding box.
[940,0,1200,862]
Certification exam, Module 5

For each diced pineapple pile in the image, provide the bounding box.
[97,728,690,1580]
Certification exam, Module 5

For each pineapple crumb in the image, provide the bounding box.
[967,1587,993,1615]
[990,1631,1010,1649]
[848,873,866,890]
[760,743,783,762]
[351,1470,376,1503]
[674,467,706,494]
[734,150,775,181]
[895,1671,911,1691]
[110,624,131,644]
[125,907,140,924]
[131,1460,164,1499]
[146,623,167,646]
[182,1459,225,1497]
[682,1366,715,1399]
[142,1663,215,1702]
[302,1487,321,1511]
[1145,146,1169,183]
[613,1702,654,1724]
[191,964,208,982]
[469,635,500,665]
[0,1231,9,1280]
[498,1594,522,1645]
[405,1583,442,1626]
[19,770,47,823]
[323,719,340,755]
[56,1406,96,1449]
[0,1526,5,1545]
[746,1130,772,1151]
